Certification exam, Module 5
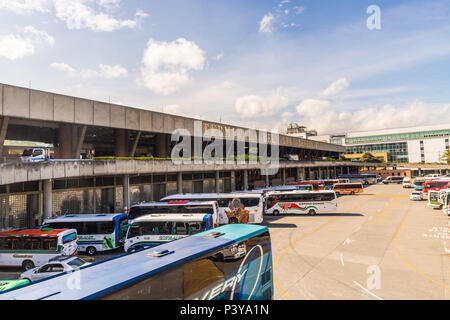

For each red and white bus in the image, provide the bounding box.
[0,227,78,270]
[422,180,450,196]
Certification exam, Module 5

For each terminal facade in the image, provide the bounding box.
[0,83,366,230]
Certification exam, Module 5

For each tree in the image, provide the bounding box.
[360,152,383,163]
[441,150,450,164]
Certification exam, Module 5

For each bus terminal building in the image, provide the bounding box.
[0,83,369,230]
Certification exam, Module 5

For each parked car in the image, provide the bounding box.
[382,176,404,184]
[410,191,423,201]
[402,177,413,188]
[19,256,90,282]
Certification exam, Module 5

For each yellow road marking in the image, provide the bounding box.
[273,198,372,300]
[393,203,450,291]
[358,194,409,198]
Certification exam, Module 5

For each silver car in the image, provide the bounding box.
[19,256,90,282]
[409,191,423,201]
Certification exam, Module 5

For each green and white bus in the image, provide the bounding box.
[44,214,128,256]
[124,213,214,252]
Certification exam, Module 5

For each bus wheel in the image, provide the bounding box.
[22,260,35,271]
[272,210,280,216]
[86,246,97,256]
[308,209,316,216]
[229,218,238,224]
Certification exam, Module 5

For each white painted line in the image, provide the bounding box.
[340,253,345,266]
[353,281,383,300]
[343,237,355,245]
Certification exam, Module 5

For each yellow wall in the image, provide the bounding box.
[343,152,388,162]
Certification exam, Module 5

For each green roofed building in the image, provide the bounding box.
[308,124,450,163]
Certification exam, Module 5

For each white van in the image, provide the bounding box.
[402,177,412,188]
[21,148,52,162]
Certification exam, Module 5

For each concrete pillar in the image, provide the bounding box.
[230,171,236,191]
[265,174,270,187]
[282,168,287,185]
[73,125,87,159]
[215,171,220,193]
[43,179,52,220]
[58,124,73,159]
[123,175,130,213]
[0,116,9,163]
[243,170,249,190]
[155,133,168,158]
[177,172,183,193]
[129,131,141,157]
[346,166,350,174]
[115,129,128,158]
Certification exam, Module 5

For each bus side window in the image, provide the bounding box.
[23,237,33,250]
[43,237,57,250]
[6,237,22,250]
[99,222,115,234]
[85,222,98,234]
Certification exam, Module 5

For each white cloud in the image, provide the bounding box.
[0,0,50,14]
[52,0,148,32]
[235,92,289,118]
[98,0,121,9]
[214,52,224,61]
[0,26,54,60]
[293,6,305,14]
[80,64,128,79]
[295,99,450,134]
[50,62,76,75]
[259,13,274,33]
[140,38,206,95]
[321,77,350,97]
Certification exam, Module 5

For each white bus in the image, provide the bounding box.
[160,193,264,224]
[265,190,337,216]
[123,213,214,252]
[44,213,128,256]
[428,190,443,208]
[128,201,220,228]
[439,189,450,216]
[0,227,78,270]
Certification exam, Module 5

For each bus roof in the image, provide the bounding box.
[131,213,211,223]
[333,182,363,185]
[0,228,71,237]
[265,190,335,196]
[0,224,268,300]
[161,193,262,200]
[132,201,217,207]
[44,213,127,223]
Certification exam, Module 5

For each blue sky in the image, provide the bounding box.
[0,0,450,135]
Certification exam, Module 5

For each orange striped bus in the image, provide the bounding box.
[332,182,364,195]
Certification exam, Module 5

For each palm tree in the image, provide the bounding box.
[360,152,383,163]
[441,150,450,164]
